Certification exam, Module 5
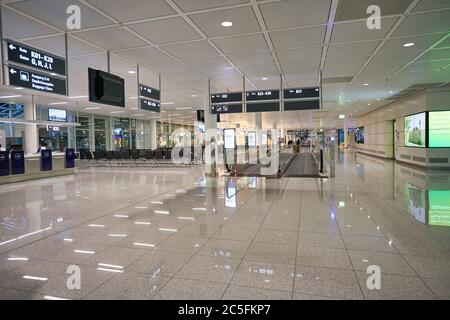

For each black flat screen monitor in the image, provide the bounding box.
[88,68,125,108]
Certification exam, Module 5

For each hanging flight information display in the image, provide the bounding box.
[211,104,243,114]
[246,90,279,101]
[139,84,160,101]
[6,40,66,76]
[141,99,160,113]
[247,102,280,113]
[211,92,242,104]
[283,86,321,111]
[284,87,320,99]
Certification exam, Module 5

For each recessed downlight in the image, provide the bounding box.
[262,77,268,80]
[403,42,415,47]
[128,70,136,74]
[363,83,369,86]
[221,21,233,27]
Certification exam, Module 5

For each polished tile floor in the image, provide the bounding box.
[0,151,449,300]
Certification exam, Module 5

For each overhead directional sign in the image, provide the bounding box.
[211,92,242,104]
[246,90,280,101]
[246,102,280,113]
[8,66,67,95]
[139,84,160,101]
[140,98,160,113]
[284,87,320,99]
[7,41,66,76]
[211,104,243,114]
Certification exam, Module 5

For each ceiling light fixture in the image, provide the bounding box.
[161,102,175,105]
[128,70,136,74]
[403,42,415,47]
[221,21,233,28]
[83,107,101,110]
[363,83,369,86]
[49,102,68,105]
[0,95,22,99]
[110,111,125,114]
[68,95,88,99]
[15,87,23,90]
[262,77,268,80]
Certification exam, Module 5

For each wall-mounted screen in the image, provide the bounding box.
[88,68,125,108]
[355,127,365,144]
[48,108,67,122]
[404,112,426,147]
[429,111,450,148]
[248,132,256,147]
[428,190,450,227]
[224,129,235,149]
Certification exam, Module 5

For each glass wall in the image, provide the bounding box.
[0,103,25,151]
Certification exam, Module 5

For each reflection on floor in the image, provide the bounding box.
[0,151,449,300]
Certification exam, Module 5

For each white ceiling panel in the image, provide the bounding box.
[370,51,423,66]
[327,40,380,58]
[416,48,450,62]
[379,33,447,53]
[24,35,104,57]
[189,7,260,37]
[86,0,175,22]
[277,47,323,65]
[174,0,249,12]
[407,60,450,71]
[331,17,398,43]
[260,0,331,30]
[394,10,450,36]
[284,73,318,87]
[115,47,174,64]
[183,56,232,77]
[213,34,268,53]
[270,26,326,49]
[228,51,274,67]
[9,0,113,31]
[2,7,58,39]
[413,0,450,12]
[129,17,202,44]
[75,27,149,50]
[335,0,412,22]
[162,40,219,58]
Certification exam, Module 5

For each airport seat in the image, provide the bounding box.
[105,151,114,160]
[121,150,131,160]
[131,150,140,160]
[144,150,154,160]
[154,149,164,160]
[164,149,172,160]
[113,151,121,160]
[93,151,104,160]
[85,151,94,160]
[139,149,146,158]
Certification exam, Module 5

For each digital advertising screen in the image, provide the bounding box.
[404,183,426,224]
[428,190,450,227]
[248,132,256,147]
[404,112,426,147]
[261,133,268,146]
[355,127,365,144]
[429,111,450,148]
[224,129,235,149]
[48,108,67,122]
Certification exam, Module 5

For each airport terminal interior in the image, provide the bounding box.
[0,0,450,301]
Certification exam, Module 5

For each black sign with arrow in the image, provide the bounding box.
[7,41,66,76]
[140,98,160,112]
[139,84,160,101]
[8,66,67,96]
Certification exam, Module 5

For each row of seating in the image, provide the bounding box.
[79,149,174,161]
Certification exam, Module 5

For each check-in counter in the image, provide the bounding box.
[0,149,76,185]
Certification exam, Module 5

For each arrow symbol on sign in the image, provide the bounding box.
[9,44,16,50]
[9,68,17,75]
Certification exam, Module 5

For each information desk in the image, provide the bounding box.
[0,151,76,185]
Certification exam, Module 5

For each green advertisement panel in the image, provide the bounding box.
[404,112,426,147]
[428,190,450,227]
[429,111,450,147]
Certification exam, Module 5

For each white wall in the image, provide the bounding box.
[356,89,450,168]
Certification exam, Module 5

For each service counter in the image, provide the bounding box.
[0,149,76,185]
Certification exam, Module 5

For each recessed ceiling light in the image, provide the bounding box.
[221,21,233,28]
[363,83,369,86]
[191,94,196,97]
[15,87,23,90]
[161,102,175,105]
[403,42,415,47]
[377,98,380,101]
[49,102,68,105]
[262,77,268,80]
[389,91,394,94]
[128,70,136,74]
[50,73,57,76]
[83,107,101,110]
[110,111,125,114]
[339,114,345,119]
